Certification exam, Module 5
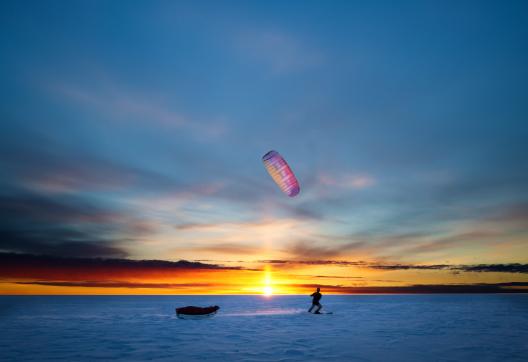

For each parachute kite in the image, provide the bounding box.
[262,150,300,197]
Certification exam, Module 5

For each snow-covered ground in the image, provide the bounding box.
[1,295,527,361]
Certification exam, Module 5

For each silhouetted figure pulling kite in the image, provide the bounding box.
[308,287,323,314]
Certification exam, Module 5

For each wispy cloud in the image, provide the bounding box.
[283,239,369,259]
[51,79,227,139]
[193,243,262,255]
[171,218,323,259]
[487,202,528,224]
[235,29,323,73]
[0,133,180,194]
[175,219,310,232]
[318,173,376,190]
[403,230,501,255]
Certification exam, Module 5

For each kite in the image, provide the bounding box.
[262,150,300,197]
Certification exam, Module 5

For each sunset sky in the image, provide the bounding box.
[1,1,527,294]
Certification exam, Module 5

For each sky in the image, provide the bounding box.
[1,0,527,294]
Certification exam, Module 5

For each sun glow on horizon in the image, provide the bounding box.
[263,285,273,296]
[262,264,273,296]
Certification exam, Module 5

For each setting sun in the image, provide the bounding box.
[262,265,273,296]
[263,285,273,296]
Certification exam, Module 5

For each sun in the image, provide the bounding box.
[263,285,273,296]
[262,264,273,297]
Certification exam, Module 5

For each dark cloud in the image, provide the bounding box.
[258,259,528,274]
[0,253,241,270]
[0,230,127,258]
[258,259,366,266]
[456,264,528,274]
[0,192,141,258]
[494,282,528,287]
[368,264,451,271]
[0,193,117,224]
[0,253,243,282]
[292,283,528,294]
[14,281,216,289]
[367,262,528,274]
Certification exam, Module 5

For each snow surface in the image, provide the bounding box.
[1,295,527,361]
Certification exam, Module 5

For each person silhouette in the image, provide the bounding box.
[308,287,322,314]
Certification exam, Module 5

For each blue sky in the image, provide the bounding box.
[1,0,527,280]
